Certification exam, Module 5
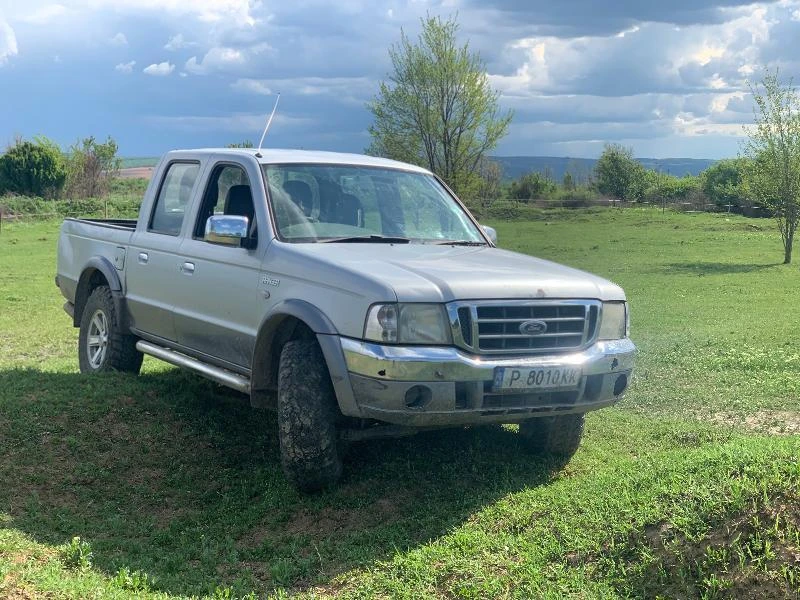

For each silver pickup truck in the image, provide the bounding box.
[56,148,635,491]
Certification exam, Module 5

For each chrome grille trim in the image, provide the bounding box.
[447,299,601,356]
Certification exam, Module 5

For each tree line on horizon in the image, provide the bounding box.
[485,145,749,213]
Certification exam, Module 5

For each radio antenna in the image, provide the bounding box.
[255,92,280,158]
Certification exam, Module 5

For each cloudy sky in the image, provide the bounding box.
[0,0,797,158]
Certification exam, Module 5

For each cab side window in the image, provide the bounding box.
[194,164,257,241]
[149,162,200,235]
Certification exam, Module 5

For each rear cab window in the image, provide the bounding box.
[149,162,201,235]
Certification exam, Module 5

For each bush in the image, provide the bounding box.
[0,137,67,198]
[0,193,141,220]
[65,136,121,199]
[553,186,598,207]
[702,158,749,207]
[509,172,557,201]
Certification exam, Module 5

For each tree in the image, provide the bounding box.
[594,144,646,201]
[66,136,121,198]
[227,140,254,148]
[476,158,503,203]
[0,136,67,198]
[702,158,749,208]
[562,171,575,190]
[742,68,800,264]
[367,15,513,198]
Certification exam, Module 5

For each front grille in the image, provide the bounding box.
[457,307,473,346]
[452,300,600,355]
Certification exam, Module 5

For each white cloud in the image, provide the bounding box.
[110,32,127,46]
[231,78,272,95]
[115,60,136,73]
[0,18,17,66]
[491,5,776,99]
[230,76,374,106]
[143,61,174,76]
[18,4,67,25]
[185,46,244,74]
[164,33,191,51]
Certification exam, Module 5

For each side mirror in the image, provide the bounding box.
[482,225,498,245]
[205,215,248,246]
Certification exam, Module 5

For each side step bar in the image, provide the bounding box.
[136,341,251,394]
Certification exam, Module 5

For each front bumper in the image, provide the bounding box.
[339,337,636,426]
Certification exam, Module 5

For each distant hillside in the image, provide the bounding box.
[492,156,718,182]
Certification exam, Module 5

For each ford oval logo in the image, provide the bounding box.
[519,319,548,336]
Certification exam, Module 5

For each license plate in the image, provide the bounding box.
[493,367,581,391]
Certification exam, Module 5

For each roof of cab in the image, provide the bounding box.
[170,148,431,174]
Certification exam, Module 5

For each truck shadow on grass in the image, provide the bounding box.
[662,261,782,275]
[0,367,563,596]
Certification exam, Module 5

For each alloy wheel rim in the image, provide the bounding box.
[87,309,109,369]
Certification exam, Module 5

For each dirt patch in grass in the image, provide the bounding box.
[703,410,800,435]
[1,585,37,600]
[624,492,800,599]
[286,494,409,539]
[237,492,411,554]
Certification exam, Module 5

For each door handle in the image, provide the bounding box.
[138,252,149,264]
[180,261,195,275]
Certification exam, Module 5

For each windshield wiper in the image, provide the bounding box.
[321,234,411,244]
[434,240,487,246]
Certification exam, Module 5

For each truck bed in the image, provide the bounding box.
[65,217,138,230]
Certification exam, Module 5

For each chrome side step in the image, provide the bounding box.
[136,340,251,394]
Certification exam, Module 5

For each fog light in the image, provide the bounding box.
[613,374,628,397]
[404,385,432,409]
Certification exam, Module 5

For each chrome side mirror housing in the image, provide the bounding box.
[482,225,498,245]
[205,215,248,246]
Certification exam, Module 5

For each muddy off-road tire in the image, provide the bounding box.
[519,413,585,461]
[78,286,143,374]
[277,340,343,492]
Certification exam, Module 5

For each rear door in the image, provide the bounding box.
[172,157,268,368]
[126,159,203,341]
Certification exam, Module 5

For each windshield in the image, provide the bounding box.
[262,164,485,243]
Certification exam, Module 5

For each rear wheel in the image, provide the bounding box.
[78,286,143,374]
[518,413,585,461]
[277,339,343,492]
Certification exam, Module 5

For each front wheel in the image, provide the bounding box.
[277,340,343,492]
[518,413,585,461]
[78,286,143,374]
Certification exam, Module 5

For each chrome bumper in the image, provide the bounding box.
[339,337,636,426]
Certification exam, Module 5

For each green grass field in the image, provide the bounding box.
[0,208,798,599]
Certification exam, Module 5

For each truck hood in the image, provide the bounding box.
[284,243,625,302]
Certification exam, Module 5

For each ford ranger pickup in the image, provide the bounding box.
[56,148,635,491]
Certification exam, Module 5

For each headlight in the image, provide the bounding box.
[364,303,452,344]
[598,301,629,340]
